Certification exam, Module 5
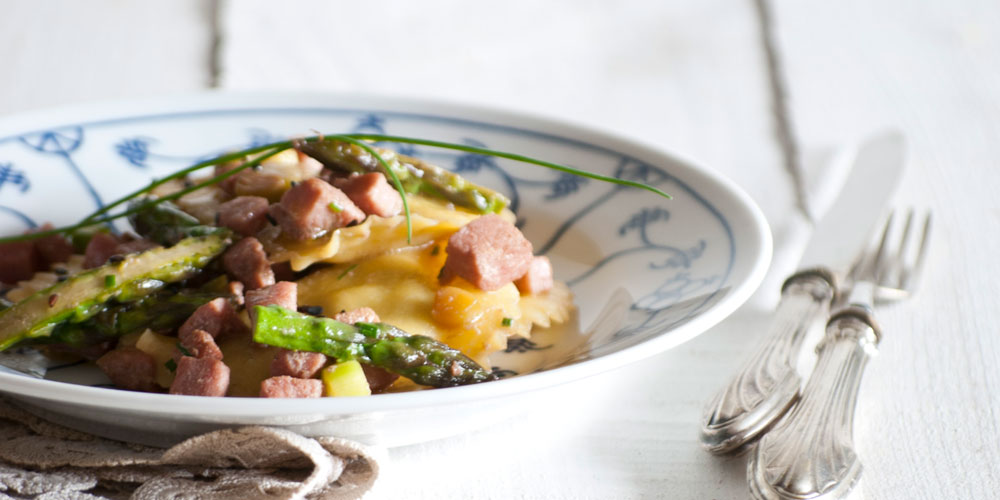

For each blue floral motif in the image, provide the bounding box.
[619,207,670,239]
[353,114,386,134]
[503,338,553,353]
[14,127,103,210]
[115,137,152,167]
[0,163,29,192]
[18,127,83,155]
[546,172,587,200]
[247,128,280,148]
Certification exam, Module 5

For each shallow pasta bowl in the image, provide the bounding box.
[0,92,771,447]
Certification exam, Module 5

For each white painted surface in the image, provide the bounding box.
[0,0,996,498]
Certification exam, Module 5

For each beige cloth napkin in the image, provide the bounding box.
[0,398,381,500]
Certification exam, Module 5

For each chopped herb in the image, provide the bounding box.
[355,322,379,338]
[104,275,116,288]
[337,264,358,280]
[501,317,512,327]
[164,359,177,372]
[328,201,342,213]
[430,245,440,256]
[176,342,193,357]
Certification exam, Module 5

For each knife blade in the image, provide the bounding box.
[700,132,905,454]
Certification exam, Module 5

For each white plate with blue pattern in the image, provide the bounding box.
[0,92,770,447]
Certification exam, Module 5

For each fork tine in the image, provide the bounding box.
[902,212,933,292]
[891,209,916,285]
[871,211,896,282]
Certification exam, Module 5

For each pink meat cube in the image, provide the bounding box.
[0,240,39,284]
[169,357,230,397]
[245,281,298,326]
[259,376,323,398]
[178,298,249,340]
[271,349,327,378]
[439,215,534,291]
[514,256,554,295]
[176,328,224,361]
[362,364,400,393]
[32,226,73,268]
[83,232,121,269]
[96,347,159,392]
[268,178,364,240]
[222,237,275,290]
[218,196,271,236]
[333,307,380,325]
[335,172,403,217]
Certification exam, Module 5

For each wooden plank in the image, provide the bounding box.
[0,0,211,115]
[771,1,1000,497]
[223,1,784,498]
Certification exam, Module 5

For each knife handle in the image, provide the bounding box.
[700,269,836,455]
[748,308,880,500]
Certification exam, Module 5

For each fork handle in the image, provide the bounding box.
[748,308,881,500]
[700,269,836,454]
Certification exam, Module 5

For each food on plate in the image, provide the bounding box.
[0,134,670,398]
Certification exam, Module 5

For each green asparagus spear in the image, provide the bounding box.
[127,197,229,246]
[33,289,227,349]
[252,305,494,387]
[299,139,510,214]
[0,233,231,351]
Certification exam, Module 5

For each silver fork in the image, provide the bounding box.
[747,209,932,500]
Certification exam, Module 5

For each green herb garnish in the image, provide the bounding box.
[501,317,513,327]
[328,201,342,213]
[176,342,193,357]
[336,264,358,280]
[104,275,116,288]
[164,359,177,372]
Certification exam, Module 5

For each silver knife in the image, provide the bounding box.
[700,132,905,454]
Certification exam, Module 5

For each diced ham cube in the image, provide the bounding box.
[214,163,241,194]
[245,281,297,326]
[259,376,322,398]
[96,347,159,392]
[362,364,400,393]
[218,196,271,237]
[228,280,245,306]
[514,256,554,295]
[334,172,403,217]
[439,215,534,291]
[169,357,230,397]
[176,328,224,361]
[0,240,39,284]
[32,225,73,268]
[268,178,364,241]
[222,237,275,290]
[83,232,121,269]
[178,298,249,340]
[271,261,296,282]
[333,307,380,325]
[271,349,327,378]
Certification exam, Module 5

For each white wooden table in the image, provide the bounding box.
[2,1,998,498]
